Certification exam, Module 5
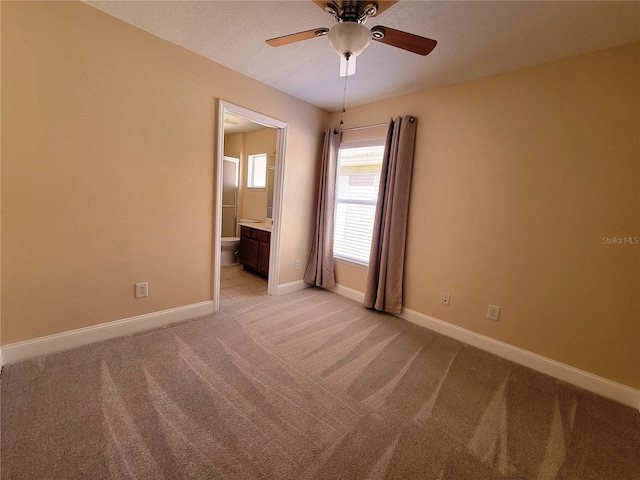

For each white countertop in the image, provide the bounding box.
[239,222,272,232]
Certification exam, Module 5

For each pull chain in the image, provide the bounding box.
[339,55,350,126]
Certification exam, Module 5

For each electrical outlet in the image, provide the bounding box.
[135,282,149,299]
[441,292,451,306]
[295,259,301,270]
[487,305,500,321]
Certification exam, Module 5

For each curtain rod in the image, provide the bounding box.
[333,122,388,134]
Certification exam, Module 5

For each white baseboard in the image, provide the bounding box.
[1,301,214,365]
[332,284,640,411]
[332,284,366,303]
[276,280,310,296]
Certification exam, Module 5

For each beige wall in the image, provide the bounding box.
[3,2,637,392]
[331,43,640,389]
[223,132,243,160]
[0,1,3,351]
[223,128,277,225]
[241,128,277,223]
[1,2,329,344]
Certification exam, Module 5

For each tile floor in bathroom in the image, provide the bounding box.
[219,264,268,306]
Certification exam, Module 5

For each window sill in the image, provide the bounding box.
[334,256,368,269]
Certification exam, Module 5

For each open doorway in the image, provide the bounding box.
[213,100,287,311]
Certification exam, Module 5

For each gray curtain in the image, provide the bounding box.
[304,128,342,287]
[364,116,417,314]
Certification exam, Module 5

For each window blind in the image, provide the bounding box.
[334,144,384,264]
[247,153,267,188]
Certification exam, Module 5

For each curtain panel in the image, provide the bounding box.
[364,116,418,314]
[304,128,342,288]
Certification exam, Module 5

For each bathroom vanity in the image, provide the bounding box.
[239,224,271,277]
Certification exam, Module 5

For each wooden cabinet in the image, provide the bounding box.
[258,242,270,275]
[239,236,259,271]
[240,226,270,277]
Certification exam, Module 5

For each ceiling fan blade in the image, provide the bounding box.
[313,1,339,14]
[370,26,437,56]
[266,28,329,47]
[372,1,399,16]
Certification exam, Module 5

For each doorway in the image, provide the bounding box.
[213,100,287,311]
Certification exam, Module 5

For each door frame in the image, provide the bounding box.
[214,100,288,311]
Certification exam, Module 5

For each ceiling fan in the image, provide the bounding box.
[266,1,437,76]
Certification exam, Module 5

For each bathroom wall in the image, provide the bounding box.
[223,132,243,159]
[243,128,277,222]
[224,128,277,225]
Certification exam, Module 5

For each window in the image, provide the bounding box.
[334,142,385,264]
[247,153,267,188]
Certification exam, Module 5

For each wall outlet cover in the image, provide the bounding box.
[135,282,149,299]
[487,304,500,321]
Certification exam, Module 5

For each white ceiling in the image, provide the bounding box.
[86,1,640,112]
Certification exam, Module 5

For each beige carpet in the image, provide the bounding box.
[2,288,639,479]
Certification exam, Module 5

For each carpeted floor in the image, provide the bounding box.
[2,288,639,479]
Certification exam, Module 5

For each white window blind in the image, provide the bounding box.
[247,153,267,188]
[334,143,385,264]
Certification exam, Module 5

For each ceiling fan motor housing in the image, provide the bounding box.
[327,1,379,22]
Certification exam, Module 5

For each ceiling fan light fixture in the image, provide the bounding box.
[340,54,357,76]
[328,22,372,59]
